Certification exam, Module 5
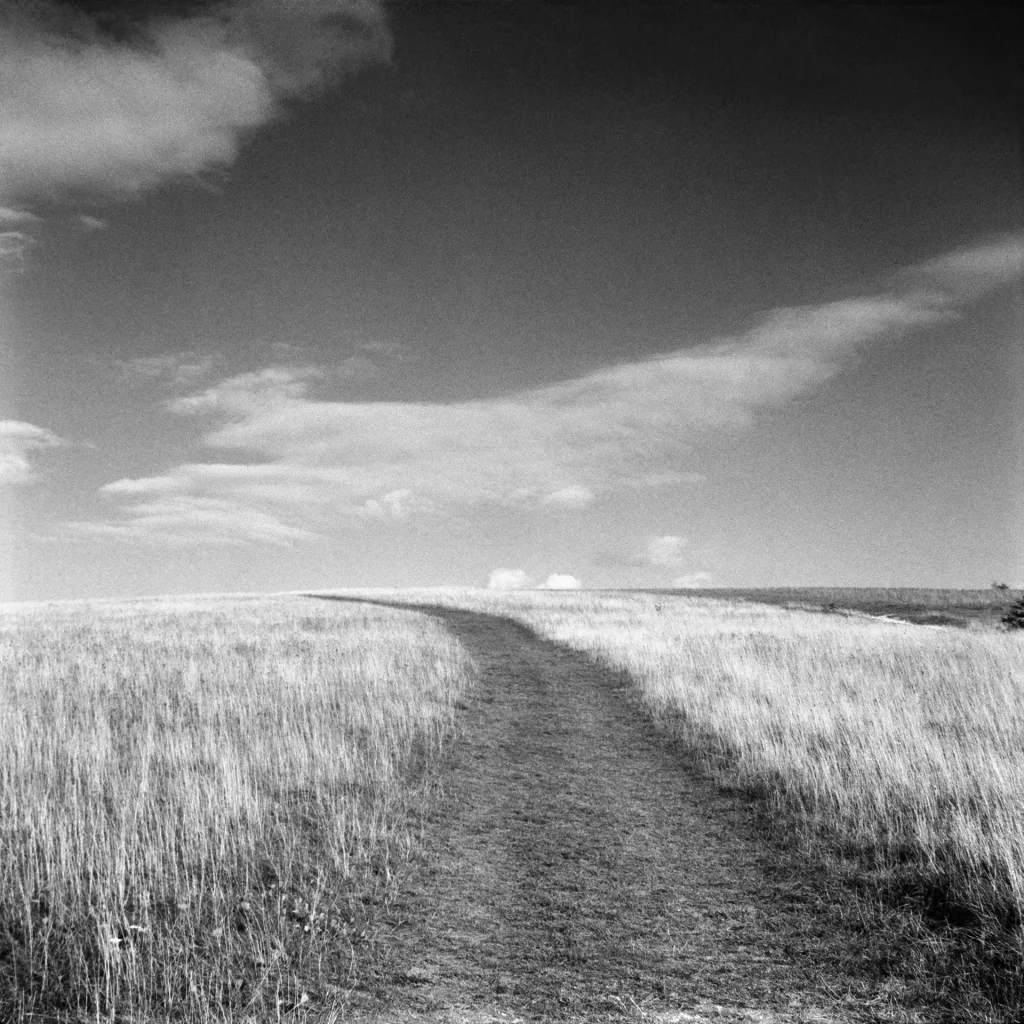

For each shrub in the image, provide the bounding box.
[1002,597,1024,630]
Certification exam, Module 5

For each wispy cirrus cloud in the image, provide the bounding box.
[67,495,319,548]
[0,0,390,205]
[0,420,64,485]
[74,233,1024,547]
[897,234,1024,303]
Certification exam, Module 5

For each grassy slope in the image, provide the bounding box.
[0,594,476,1022]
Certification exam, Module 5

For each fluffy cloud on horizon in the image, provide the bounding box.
[646,535,687,568]
[485,569,581,591]
[67,233,1024,548]
[672,571,713,589]
[487,568,532,591]
[540,574,580,590]
[0,0,390,204]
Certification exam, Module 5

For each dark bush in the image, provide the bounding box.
[1002,597,1024,630]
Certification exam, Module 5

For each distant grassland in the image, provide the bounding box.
[0,595,476,1021]
[370,588,1024,930]
[658,587,1023,628]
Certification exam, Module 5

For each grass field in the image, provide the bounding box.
[0,594,476,1021]
[372,588,1024,934]
[6,586,1024,1018]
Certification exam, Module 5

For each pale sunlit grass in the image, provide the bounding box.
[0,593,476,1021]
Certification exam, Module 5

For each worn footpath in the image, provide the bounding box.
[339,607,929,1023]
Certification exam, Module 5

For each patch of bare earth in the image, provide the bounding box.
[332,607,995,1023]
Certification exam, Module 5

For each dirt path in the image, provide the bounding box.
[343,606,919,1023]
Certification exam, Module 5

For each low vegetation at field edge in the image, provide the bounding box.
[662,586,1024,628]
[0,594,476,1022]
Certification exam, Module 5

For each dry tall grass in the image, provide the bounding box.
[371,588,1024,927]
[0,594,476,1021]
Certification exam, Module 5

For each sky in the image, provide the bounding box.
[1,0,1022,601]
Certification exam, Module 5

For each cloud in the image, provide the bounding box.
[67,496,318,547]
[117,351,217,387]
[0,0,390,204]
[362,488,419,520]
[0,420,64,485]
[488,568,532,590]
[77,215,107,232]
[0,206,38,225]
[0,229,34,272]
[75,234,1024,546]
[173,364,323,412]
[646,535,687,567]
[673,571,713,589]
[542,485,594,509]
[540,574,580,590]
[899,234,1024,304]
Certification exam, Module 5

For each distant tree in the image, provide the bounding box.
[1002,597,1024,630]
[993,581,1010,591]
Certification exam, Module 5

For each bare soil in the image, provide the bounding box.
[329,605,985,1024]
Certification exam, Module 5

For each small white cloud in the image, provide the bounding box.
[543,485,594,509]
[355,339,414,361]
[333,353,380,385]
[0,229,34,271]
[0,206,39,225]
[363,488,415,520]
[100,475,180,496]
[673,571,713,589]
[0,420,64,485]
[646,534,687,567]
[488,568,532,590]
[172,364,321,414]
[78,215,107,231]
[540,574,580,590]
[118,351,215,387]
